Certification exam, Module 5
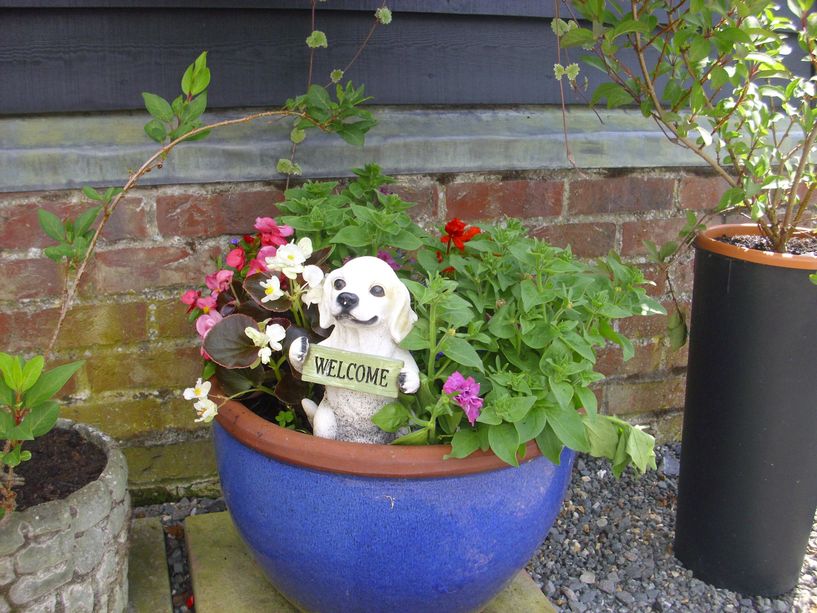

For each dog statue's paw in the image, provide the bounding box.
[288,336,309,372]
[398,368,420,394]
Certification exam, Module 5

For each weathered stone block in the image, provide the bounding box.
[67,481,112,534]
[14,533,70,575]
[93,551,116,592]
[21,593,56,612]
[18,501,71,539]
[0,556,14,587]
[8,561,72,606]
[100,452,129,504]
[106,503,128,539]
[60,580,94,613]
[72,525,105,576]
[0,524,24,557]
[0,595,9,613]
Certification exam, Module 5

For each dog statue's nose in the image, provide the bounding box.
[336,292,359,310]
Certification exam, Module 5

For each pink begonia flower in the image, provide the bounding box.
[195,310,222,360]
[195,310,223,339]
[205,269,234,294]
[247,258,267,276]
[443,371,484,426]
[377,250,400,271]
[255,217,294,247]
[181,289,201,313]
[196,295,217,314]
[226,247,246,270]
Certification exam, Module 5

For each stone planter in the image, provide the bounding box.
[0,419,131,612]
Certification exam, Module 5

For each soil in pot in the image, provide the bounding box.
[716,233,817,255]
[13,428,106,510]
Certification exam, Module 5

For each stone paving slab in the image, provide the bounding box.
[185,511,556,613]
[128,517,172,613]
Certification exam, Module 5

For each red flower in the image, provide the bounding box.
[441,218,480,251]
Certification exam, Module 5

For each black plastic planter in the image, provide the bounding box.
[675,224,817,596]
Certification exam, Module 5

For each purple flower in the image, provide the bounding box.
[377,249,400,271]
[443,371,483,426]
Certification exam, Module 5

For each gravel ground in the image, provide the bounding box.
[134,444,816,612]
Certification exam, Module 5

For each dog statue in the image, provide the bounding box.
[288,256,420,444]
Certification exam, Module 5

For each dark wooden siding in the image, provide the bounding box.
[0,2,577,114]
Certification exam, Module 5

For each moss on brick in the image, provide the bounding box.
[85,346,201,393]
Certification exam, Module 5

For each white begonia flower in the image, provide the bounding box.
[260,276,284,303]
[193,398,218,423]
[265,237,313,280]
[245,323,287,364]
[183,378,211,401]
[301,264,325,306]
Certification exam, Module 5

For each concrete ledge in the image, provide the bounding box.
[128,517,172,613]
[185,510,556,612]
[0,107,705,193]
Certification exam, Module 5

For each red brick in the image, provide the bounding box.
[86,346,202,393]
[153,298,199,341]
[603,376,687,415]
[533,222,616,258]
[596,340,685,378]
[0,258,63,301]
[84,245,218,295]
[156,189,283,238]
[0,197,147,249]
[390,184,439,220]
[446,180,563,220]
[0,302,148,354]
[618,299,688,339]
[679,176,729,211]
[569,176,674,215]
[621,218,687,256]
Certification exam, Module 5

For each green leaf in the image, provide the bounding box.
[191,68,211,97]
[488,422,521,466]
[20,356,44,393]
[592,82,633,108]
[611,18,653,38]
[520,279,546,312]
[0,409,12,437]
[371,402,410,433]
[575,386,598,415]
[549,377,574,410]
[142,92,174,122]
[559,28,595,48]
[182,51,209,96]
[74,205,101,237]
[392,428,430,445]
[546,404,590,452]
[667,308,688,350]
[514,404,547,441]
[185,92,208,121]
[0,378,13,407]
[27,400,59,437]
[493,395,537,423]
[446,428,481,459]
[290,127,306,144]
[535,422,564,464]
[584,413,619,459]
[203,314,266,369]
[440,336,484,372]
[144,119,167,143]
[44,244,74,262]
[306,30,328,49]
[37,209,65,242]
[329,225,372,247]
[626,425,657,474]
[201,360,217,381]
[23,360,84,408]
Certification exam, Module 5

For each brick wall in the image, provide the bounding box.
[0,167,728,501]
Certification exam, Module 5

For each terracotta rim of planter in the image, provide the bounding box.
[696,224,817,270]
[214,394,543,478]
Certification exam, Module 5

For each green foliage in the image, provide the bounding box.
[286,82,377,147]
[306,30,328,49]
[0,354,83,515]
[142,51,211,144]
[37,199,109,269]
[562,1,817,254]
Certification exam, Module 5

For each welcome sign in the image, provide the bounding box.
[300,345,403,398]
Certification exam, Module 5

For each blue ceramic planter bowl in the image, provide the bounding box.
[214,398,575,613]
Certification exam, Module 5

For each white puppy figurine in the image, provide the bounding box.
[288,256,420,444]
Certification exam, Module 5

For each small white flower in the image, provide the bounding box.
[193,398,218,423]
[260,276,284,303]
[266,238,313,280]
[264,323,286,352]
[245,323,287,364]
[301,264,325,306]
[183,378,211,401]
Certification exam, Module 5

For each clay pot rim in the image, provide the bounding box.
[214,394,543,478]
[696,224,817,270]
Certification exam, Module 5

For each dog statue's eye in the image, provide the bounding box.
[333,279,346,290]
[370,285,385,297]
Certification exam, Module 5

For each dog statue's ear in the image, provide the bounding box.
[389,282,418,343]
[318,275,335,330]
